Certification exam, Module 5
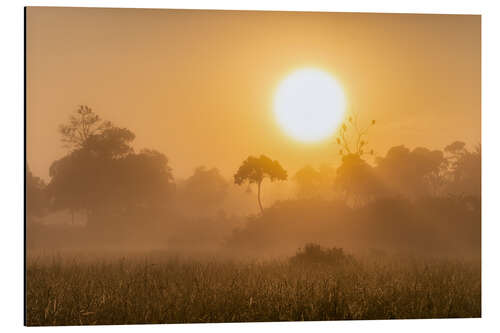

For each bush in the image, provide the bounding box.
[290,243,356,266]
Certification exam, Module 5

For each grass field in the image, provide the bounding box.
[25,251,481,326]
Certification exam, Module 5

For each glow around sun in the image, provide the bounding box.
[274,68,346,143]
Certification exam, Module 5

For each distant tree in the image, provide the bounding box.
[47,150,90,223]
[375,145,447,198]
[48,107,174,228]
[59,105,112,150]
[114,149,175,211]
[26,165,48,220]
[179,166,229,215]
[234,155,287,213]
[294,165,321,199]
[335,153,382,206]
[444,141,481,197]
[294,164,336,199]
[444,141,467,158]
[335,113,376,158]
[332,113,379,205]
[83,127,135,159]
[48,123,137,223]
[49,145,174,228]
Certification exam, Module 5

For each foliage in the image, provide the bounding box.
[335,113,375,157]
[47,107,174,228]
[335,153,382,206]
[444,141,481,197]
[375,145,447,198]
[293,164,335,199]
[59,105,112,150]
[290,243,355,266]
[228,195,480,258]
[333,142,476,204]
[82,127,135,159]
[234,155,287,213]
[234,155,288,186]
[26,165,48,219]
[332,113,378,205]
[178,166,229,215]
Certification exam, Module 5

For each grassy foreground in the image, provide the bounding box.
[26,255,480,326]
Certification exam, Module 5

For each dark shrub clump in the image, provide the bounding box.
[290,243,356,266]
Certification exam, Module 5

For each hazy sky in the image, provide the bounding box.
[27,8,480,181]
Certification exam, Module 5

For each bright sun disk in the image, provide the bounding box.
[274,68,346,143]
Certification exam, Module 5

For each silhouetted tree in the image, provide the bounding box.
[335,113,376,157]
[444,141,481,197]
[113,149,175,213]
[47,150,91,223]
[26,165,48,220]
[375,145,447,198]
[294,165,321,199]
[59,105,112,150]
[331,113,381,205]
[83,127,135,159]
[234,155,287,214]
[48,124,137,223]
[178,166,229,216]
[444,141,467,159]
[48,108,174,228]
[294,164,336,199]
[335,153,382,206]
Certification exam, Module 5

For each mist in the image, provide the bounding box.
[26,106,480,261]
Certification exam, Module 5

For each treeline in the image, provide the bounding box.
[26,106,480,257]
[231,122,480,257]
[293,142,480,202]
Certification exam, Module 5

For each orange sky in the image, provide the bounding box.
[26,8,480,181]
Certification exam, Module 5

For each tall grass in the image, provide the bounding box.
[26,253,480,326]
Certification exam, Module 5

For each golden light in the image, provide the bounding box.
[274,68,346,143]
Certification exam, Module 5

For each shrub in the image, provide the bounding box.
[290,243,356,266]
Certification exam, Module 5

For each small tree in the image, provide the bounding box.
[59,105,112,150]
[335,113,376,157]
[180,166,229,214]
[334,113,378,205]
[234,155,287,214]
[335,153,381,206]
[293,165,322,199]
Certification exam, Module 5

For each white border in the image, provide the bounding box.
[2,0,500,332]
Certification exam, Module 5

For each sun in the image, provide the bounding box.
[274,68,346,143]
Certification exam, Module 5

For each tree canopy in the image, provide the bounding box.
[184,167,228,205]
[375,145,446,198]
[444,141,481,197]
[234,155,287,213]
[47,106,175,229]
[26,165,48,220]
[335,153,382,206]
[59,105,112,150]
[293,164,335,199]
[335,113,376,157]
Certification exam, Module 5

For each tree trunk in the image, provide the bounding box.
[257,180,264,214]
